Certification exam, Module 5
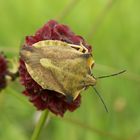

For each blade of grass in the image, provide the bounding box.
[53,116,124,140]
[55,0,80,21]
[87,0,116,40]
[5,87,30,106]
[95,63,140,83]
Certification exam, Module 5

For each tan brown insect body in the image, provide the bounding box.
[20,40,96,102]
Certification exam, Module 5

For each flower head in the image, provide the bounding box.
[19,20,92,116]
[0,52,8,91]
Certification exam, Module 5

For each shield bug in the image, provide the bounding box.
[20,40,126,112]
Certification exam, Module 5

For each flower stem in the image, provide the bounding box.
[31,110,49,140]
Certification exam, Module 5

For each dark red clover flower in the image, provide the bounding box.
[0,52,8,91]
[19,20,92,116]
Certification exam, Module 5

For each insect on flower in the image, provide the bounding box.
[19,20,126,115]
[20,39,126,112]
[20,40,95,101]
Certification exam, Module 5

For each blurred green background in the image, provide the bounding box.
[0,0,140,140]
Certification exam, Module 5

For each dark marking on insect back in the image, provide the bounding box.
[20,46,34,60]
[66,95,73,103]
[81,53,92,59]
[21,46,35,52]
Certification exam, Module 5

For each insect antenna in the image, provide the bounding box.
[96,70,126,79]
[93,87,108,112]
